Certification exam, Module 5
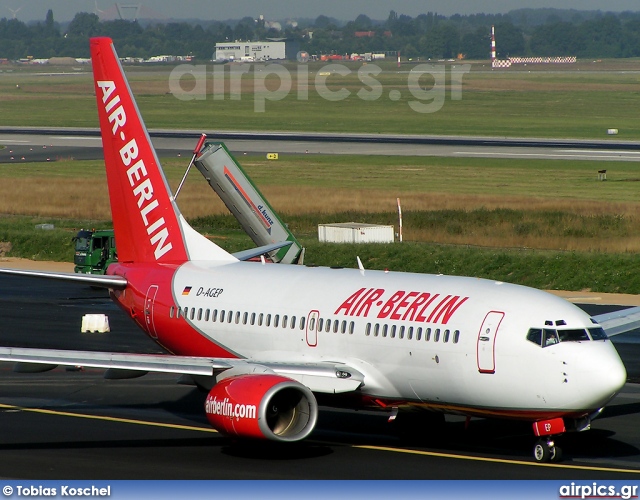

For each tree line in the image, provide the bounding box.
[1,9,639,61]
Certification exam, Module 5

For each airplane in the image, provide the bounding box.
[0,36,636,463]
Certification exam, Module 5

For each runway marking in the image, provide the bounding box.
[355,445,640,474]
[3,402,639,473]
[0,403,218,434]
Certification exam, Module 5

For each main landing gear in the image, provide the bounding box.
[533,437,562,463]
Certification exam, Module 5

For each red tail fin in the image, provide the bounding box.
[90,37,188,264]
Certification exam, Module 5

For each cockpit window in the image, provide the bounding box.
[543,329,559,346]
[589,327,608,340]
[557,328,590,342]
[526,328,559,347]
[527,328,542,346]
[527,326,604,347]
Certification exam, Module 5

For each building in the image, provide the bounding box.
[214,41,286,62]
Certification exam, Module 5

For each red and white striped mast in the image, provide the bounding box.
[491,25,496,62]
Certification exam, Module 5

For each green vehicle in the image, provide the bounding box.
[73,229,117,275]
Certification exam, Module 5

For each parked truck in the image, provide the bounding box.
[73,229,117,275]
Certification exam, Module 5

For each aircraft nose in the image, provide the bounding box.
[591,345,627,402]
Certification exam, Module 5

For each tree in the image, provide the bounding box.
[493,22,525,57]
[67,12,101,38]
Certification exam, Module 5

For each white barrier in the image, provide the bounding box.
[81,314,110,333]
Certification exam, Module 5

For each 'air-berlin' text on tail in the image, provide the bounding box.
[89,37,233,265]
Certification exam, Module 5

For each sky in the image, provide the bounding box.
[3,0,639,23]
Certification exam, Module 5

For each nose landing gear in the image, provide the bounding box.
[532,417,566,462]
[533,437,562,462]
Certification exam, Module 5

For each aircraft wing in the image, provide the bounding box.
[0,347,364,394]
[593,306,640,337]
[0,267,128,289]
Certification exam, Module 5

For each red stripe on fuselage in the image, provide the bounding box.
[109,263,237,358]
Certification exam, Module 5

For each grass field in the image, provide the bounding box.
[1,59,640,293]
[1,59,640,138]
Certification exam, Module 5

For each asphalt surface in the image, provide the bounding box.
[1,129,640,162]
[1,275,640,478]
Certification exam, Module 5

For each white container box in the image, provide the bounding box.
[318,223,394,244]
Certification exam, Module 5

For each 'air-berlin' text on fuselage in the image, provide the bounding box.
[97,80,172,260]
[334,288,468,325]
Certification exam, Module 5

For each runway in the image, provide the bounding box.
[1,128,640,162]
[1,275,640,478]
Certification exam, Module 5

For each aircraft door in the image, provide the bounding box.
[144,285,159,339]
[306,310,319,347]
[476,311,504,374]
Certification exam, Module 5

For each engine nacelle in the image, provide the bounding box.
[205,374,318,442]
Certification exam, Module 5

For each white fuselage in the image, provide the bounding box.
[164,261,626,419]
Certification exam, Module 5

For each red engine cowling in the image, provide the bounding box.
[205,374,318,442]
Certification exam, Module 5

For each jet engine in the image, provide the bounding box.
[205,374,318,442]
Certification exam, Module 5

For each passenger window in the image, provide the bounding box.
[425,328,431,341]
[333,320,339,333]
[349,322,354,334]
[382,324,388,337]
[318,318,323,331]
[300,317,305,330]
[250,312,256,325]
[266,314,271,327]
[212,309,218,322]
[453,330,460,343]
[390,325,396,338]
[374,324,380,337]
[283,315,288,328]
[434,329,440,342]
[227,311,233,323]
[258,313,263,326]
[416,327,422,341]
[190,308,195,320]
[274,315,279,328]
[399,326,405,339]
[365,323,371,336]
[309,317,315,331]
[443,329,450,343]
[183,307,188,318]
[243,312,248,325]
[197,308,203,321]
[205,309,210,322]
[235,312,240,324]
[341,321,347,334]
[170,306,175,319]
[326,319,331,333]
[291,316,296,329]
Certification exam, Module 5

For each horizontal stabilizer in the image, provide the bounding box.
[232,241,293,262]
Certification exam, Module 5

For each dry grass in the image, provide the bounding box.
[3,175,640,253]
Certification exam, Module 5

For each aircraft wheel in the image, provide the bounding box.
[533,439,552,463]
[534,438,562,463]
[550,444,562,463]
